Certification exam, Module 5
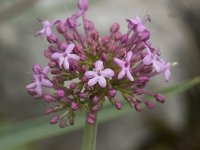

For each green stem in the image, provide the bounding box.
[81,114,98,150]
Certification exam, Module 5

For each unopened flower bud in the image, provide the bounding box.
[50,115,60,124]
[70,82,77,89]
[108,89,117,97]
[134,101,142,112]
[44,50,52,58]
[71,102,78,110]
[115,101,122,110]
[155,94,165,103]
[110,23,120,33]
[57,21,67,33]
[56,90,65,97]
[121,34,128,43]
[101,52,107,62]
[44,94,55,103]
[144,100,155,109]
[79,92,88,99]
[137,76,149,83]
[47,34,58,43]
[92,96,99,104]
[59,119,67,128]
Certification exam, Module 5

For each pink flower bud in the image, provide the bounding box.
[137,76,149,83]
[59,119,67,128]
[56,90,65,97]
[50,116,60,124]
[134,101,142,112]
[110,23,120,33]
[71,102,78,110]
[144,100,155,109]
[121,34,128,43]
[115,101,122,110]
[155,94,165,103]
[101,52,107,62]
[57,21,67,33]
[44,50,52,58]
[108,89,117,98]
[69,82,77,89]
[44,94,55,103]
[92,96,99,104]
[47,34,58,43]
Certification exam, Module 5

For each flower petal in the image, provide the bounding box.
[95,60,104,70]
[88,77,98,86]
[126,51,133,61]
[26,82,37,89]
[63,58,69,69]
[143,55,152,65]
[35,83,42,96]
[137,25,146,32]
[58,57,65,68]
[126,69,134,81]
[65,43,75,54]
[101,68,115,78]
[43,66,50,75]
[114,58,124,67]
[164,63,171,82]
[98,76,107,88]
[68,54,80,61]
[85,71,96,78]
[51,53,61,60]
[118,68,126,79]
[153,59,163,72]
[41,78,53,87]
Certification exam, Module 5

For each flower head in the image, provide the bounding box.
[26,0,172,127]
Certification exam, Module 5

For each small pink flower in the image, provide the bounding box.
[26,65,53,96]
[127,16,146,32]
[143,46,165,72]
[35,20,58,38]
[114,51,134,81]
[84,60,115,88]
[51,43,80,70]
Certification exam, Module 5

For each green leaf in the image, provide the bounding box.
[0,77,199,150]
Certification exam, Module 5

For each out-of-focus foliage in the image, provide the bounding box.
[0,77,199,150]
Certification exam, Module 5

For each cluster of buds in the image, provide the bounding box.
[26,0,171,128]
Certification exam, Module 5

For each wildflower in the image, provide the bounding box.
[114,51,134,81]
[84,60,115,88]
[127,15,147,32]
[51,43,80,70]
[143,46,165,72]
[26,0,171,127]
[26,65,53,96]
[35,20,58,38]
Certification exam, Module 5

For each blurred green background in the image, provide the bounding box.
[0,0,200,150]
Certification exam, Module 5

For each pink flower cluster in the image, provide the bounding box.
[26,0,171,128]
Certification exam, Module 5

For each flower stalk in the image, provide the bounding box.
[82,114,98,150]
